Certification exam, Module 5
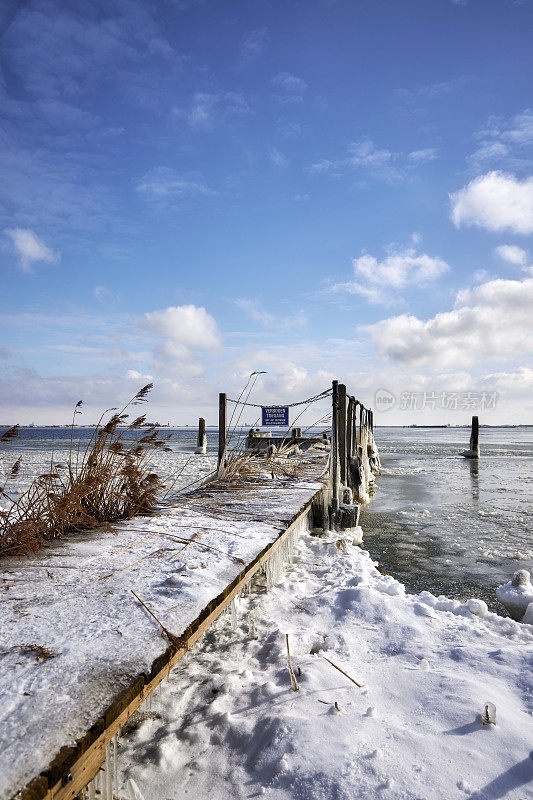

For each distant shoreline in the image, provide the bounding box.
[1,424,532,430]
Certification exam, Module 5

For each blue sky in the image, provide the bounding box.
[1,0,533,425]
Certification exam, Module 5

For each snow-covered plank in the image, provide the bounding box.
[0,467,325,800]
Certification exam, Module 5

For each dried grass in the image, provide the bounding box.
[0,385,171,559]
[14,643,56,662]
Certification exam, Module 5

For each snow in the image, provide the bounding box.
[0,468,323,800]
[496,570,533,621]
[116,528,533,800]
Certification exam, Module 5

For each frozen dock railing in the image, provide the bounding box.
[4,379,378,800]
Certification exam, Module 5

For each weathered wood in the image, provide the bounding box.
[470,415,479,456]
[346,397,353,464]
[195,417,207,454]
[338,384,347,486]
[337,503,360,530]
[348,456,362,490]
[331,380,339,519]
[218,393,227,468]
[18,486,324,800]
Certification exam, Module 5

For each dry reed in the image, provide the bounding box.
[0,384,172,559]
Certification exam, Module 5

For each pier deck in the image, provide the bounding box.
[0,454,327,800]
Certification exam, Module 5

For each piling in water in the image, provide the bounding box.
[195,417,207,454]
[462,415,480,459]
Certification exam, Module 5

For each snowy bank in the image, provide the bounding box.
[0,470,323,800]
[118,530,533,800]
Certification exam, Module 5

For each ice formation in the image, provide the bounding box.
[496,569,533,621]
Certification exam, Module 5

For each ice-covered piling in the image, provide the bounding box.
[496,569,533,621]
[194,417,207,454]
[462,415,480,459]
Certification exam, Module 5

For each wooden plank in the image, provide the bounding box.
[28,487,324,800]
[338,384,347,486]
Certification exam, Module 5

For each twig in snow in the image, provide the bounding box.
[286,633,299,692]
[131,590,185,649]
[322,656,362,687]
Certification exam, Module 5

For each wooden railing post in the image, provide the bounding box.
[346,396,353,464]
[338,383,347,485]
[331,380,339,519]
[218,393,227,469]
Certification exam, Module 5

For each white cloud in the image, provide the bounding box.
[333,247,449,304]
[269,146,290,168]
[310,139,438,183]
[241,28,269,60]
[125,369,153,382]
[399,77,466,100]
[365,275,533,368]
[272,72,307,94]
[144,305,220,349]
[136,167,215,200]
[468,110,533,172]
[235,298,307,330]
[407,148,438,163]
[5,228,59,272]
[494,244,528,266]
[479,366,533,399]
[178,92,250,129]
[473,268,489,282]
[450,171,533,234]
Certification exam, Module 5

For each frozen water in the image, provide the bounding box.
[361,426,533,612]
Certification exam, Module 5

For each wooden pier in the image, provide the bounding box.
[2,381,379,800]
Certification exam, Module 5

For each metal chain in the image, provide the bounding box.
[226,388,332,408]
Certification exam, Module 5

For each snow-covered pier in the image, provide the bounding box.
[1,464,326,800]
[1,381,380,800]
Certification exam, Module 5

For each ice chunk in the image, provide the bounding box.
[496,570,533,621]
[522,602,533,625]
[466,598,488,617]
[126,779,146,800]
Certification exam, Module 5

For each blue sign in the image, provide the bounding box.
[261,406,289,427]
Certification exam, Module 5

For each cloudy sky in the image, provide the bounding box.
[1,0,533,426]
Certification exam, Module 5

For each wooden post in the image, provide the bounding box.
[469,415,479,457]
[218,393,227,468]
[346,397,353,464]
[195,417,207,454]
[338,383,347,485]
[331,380,339,519]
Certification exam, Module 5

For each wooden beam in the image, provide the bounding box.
[331,380,339,518]
[338,384,347,485]
[346,396,353,463]
[218,393,227,468]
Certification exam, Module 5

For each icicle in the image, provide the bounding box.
[113,735,119,793]
[105,743,113,800]
[88,781,95,800]
[248,609,257,640]
[229,597,238,630]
